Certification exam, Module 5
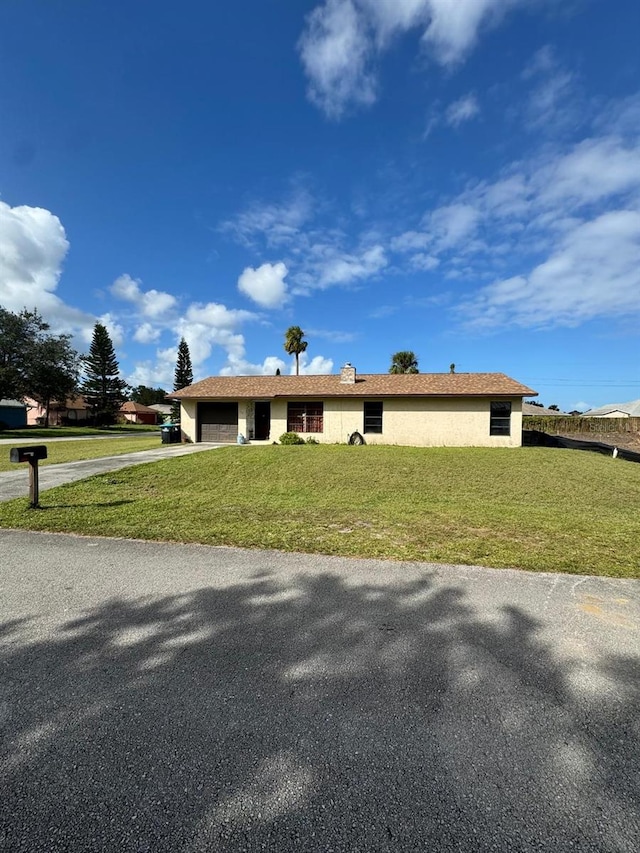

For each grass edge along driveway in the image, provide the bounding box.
[0,445,638,578]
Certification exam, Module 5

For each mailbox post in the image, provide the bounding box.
[9,445,48,508]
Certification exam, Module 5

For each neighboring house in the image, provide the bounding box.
[148,403,172,421]
[25,396,90,426]
[583,399,640,418]
[522,402,564,416]
[0,399,28,429]
[119,401,159,425]
[171,364,536,447]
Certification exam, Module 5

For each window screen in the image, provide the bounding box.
[364,401,383,434]
[490,401,511,436]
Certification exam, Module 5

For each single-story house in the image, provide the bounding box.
[522,402,564,416]
[119,401,160,425]
[171,364,537,447]
[0,399,28,429]
[148,403,173,421]
[26,395,90,426]
[583,399,640,418]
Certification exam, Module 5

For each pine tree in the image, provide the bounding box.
[172,337,193,421]
[81,323,128,425]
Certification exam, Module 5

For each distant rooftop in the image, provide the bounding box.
[584,399,640,417]
[522,402,564,416]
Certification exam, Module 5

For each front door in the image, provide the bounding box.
[254,401,271,441]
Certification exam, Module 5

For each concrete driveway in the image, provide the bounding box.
[0,442,221,502]
[0,531,638,852]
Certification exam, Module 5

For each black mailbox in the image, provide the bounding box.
[10,445,48,463]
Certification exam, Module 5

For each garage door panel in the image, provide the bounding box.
[197,402,238,442]
[200,423,237,442]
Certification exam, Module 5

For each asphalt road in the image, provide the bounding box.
[0,443,220,502]
[0,531,638,852]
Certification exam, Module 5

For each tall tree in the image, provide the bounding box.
[0,307,49,401]
[130,385,168,406]
[29,335,81,427]
[284,326,308,376]
[389,351,419,374]
[81,323,128,425]
[172,337,193,421]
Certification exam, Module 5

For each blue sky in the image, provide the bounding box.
[1,0,639,411]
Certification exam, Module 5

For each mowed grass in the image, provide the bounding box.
[0,435,162,472]
[1,445,639,577]
[0,424,159,439]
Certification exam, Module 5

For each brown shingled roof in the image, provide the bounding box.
[120,401,160,413]
[172,373,537,399]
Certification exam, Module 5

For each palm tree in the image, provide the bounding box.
[284,326,308,376]
[389,351,419,374]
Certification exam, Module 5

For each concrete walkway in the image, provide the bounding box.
[0,442,221,502]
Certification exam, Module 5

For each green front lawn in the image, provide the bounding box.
[0,424,159,439]
[1,445,638,577]
[0,436,162,472]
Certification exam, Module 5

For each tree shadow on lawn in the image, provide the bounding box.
[32,499,136,510]
[1,571,637,852]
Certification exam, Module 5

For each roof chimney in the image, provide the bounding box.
[340,362,356,384]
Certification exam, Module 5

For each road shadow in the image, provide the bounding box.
[0,571,637,851]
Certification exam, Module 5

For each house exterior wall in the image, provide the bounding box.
[180,400,198,442]
[591,410,630,418]
[25,398,89,425]
[275,396,523,447]
[121,411,157,425]
[0,402,28,428]
[183,396,523,447]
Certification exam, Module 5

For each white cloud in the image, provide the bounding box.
[295,353,334,375]
[369,304,398,319]
[220,355,288,377]
[110,273,177,318]
[133,322,161,344]
[296,243,387,291]
[445,93,480,127]
[238,262,289,308]
[298,0,375,119]
[95,313,125,348]
[221,188,313,248]
[219,351,334,377]
[391,230,432,252]
[125,358,174,389]
[521,45,577,130]
[537,137,640,209]
[299,0,530,117]
[224,188,387,295]
[428,203,481,250]
[387,93,640,329]
[173,301,258,371]
[307,328,358,343]
[467,210,640,327]
[409,252,440,271]
[0,199,94,335]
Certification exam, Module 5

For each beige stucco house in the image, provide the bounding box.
[171,364,536,448]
